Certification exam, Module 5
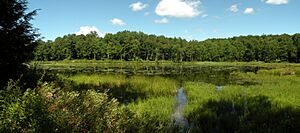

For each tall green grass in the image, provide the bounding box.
[184,67,300,132]
[128,96,176,132]
[66,74,179,132]
[185,67,300,111]
[67,74,178,98]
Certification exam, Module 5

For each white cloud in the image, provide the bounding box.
[264,0,288,5]
[110,18,125,26]
[144,12,150,16]
[229,4,239,12]
[155,0,201,18]
[201,14,208,18]
[130,2,148,11]
[244,8,254,14]
[154,18,169,24]
[75,26,105,37]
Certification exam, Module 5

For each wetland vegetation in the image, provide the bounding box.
[3,61,297,132]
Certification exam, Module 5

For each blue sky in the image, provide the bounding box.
[28,0,300,41]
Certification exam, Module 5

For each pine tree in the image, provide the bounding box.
[0,0,38,87]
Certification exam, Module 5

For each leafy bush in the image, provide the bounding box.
[0,80,52,132]
[1,81,134,132]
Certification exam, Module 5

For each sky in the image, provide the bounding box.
[28,0,300,41]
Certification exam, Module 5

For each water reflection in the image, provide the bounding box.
[37,65,265,86]
[173,87,189,132]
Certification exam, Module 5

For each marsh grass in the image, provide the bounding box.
[64,74,179,132]
[184,67,300,132]
[7,61,299,132]
[67,74,178,99]
[186,95,300,133]
[53,63,300,132]
[127,96,176,132]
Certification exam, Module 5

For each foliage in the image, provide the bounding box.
[0,0,39,87]
[34,31,300,63]
[0,80,51,132]
[0,0,38,65]
[0,81,134,132]
[42,84,132,132]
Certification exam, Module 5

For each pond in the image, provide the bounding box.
[37,64,264,86]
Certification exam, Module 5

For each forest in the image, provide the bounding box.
[34,31,300,63]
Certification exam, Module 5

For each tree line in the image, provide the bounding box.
[34,31,300,63]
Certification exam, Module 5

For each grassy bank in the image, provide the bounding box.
[31,60,300,69]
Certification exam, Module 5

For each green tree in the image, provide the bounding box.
[0,0,38,65]
[293,34,300,62]
[33,30,300,63]
[0,0,38,87]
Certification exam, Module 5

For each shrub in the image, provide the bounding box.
[0,80,52,132]
[1,81,134,132]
